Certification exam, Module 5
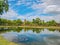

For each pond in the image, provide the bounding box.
[0,28,60,45]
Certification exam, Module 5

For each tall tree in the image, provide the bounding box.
[0,0,9,15]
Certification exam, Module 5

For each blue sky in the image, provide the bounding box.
[1,0,60,23]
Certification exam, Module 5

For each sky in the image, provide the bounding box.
[0,0,60,23]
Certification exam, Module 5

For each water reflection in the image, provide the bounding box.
[0,28,60,45]
[1,27,60,33]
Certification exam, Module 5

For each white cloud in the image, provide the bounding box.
[42,0,60,14]
[42,0,60,5]
[1,9,18,20]
[31,0,60,14]
[53,15,60,23]
[29,0,60,23]
[44,5,60,14]
[0,0,60,23]
[17,12,60,23]
[31,4,42,10]
[0,9,60,23]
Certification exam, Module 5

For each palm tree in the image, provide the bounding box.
[0,0,9,15]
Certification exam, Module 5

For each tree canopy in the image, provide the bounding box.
[0,18,59,26]
[0,0,9,15]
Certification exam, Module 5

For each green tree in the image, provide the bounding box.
[0,0,9,15]
[46,20,57,26]
[0,18,7,25]
[32,18,42,26]
[25,20,32,26]
[16,19,23,26]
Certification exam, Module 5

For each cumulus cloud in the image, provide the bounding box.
[42,0,60,14]
[31,0,60,14]
[17,12,60,23]
[0,9,60,23]
[42,0,60,5]
[44,5,60,14]
[0,9,18,20]
[0,0,60,23]
[30,0,60,23]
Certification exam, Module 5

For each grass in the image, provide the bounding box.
[0,36,18,45]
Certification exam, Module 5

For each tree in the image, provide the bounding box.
[15,19,23,26]
[0,0,9,15]
[46,20,57,26]
[0,18,7,25]
[32,18,42,26]
[32,19,37,26]
[25,20,32,26]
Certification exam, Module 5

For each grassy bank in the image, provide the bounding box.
[0,36,18,45]
[0,26,60,29]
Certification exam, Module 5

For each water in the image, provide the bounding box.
[0,28,60,45]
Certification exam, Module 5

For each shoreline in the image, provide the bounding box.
[0,36,18,45]
[0,26,60,29]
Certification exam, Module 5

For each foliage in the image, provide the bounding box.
[0,0,9,15]
[0,18,59,26]
[46,20,57,26]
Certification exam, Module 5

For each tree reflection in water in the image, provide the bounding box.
[0,28,60,45]
[0,27,60,34]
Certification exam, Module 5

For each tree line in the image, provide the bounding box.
[0,18,60,26]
